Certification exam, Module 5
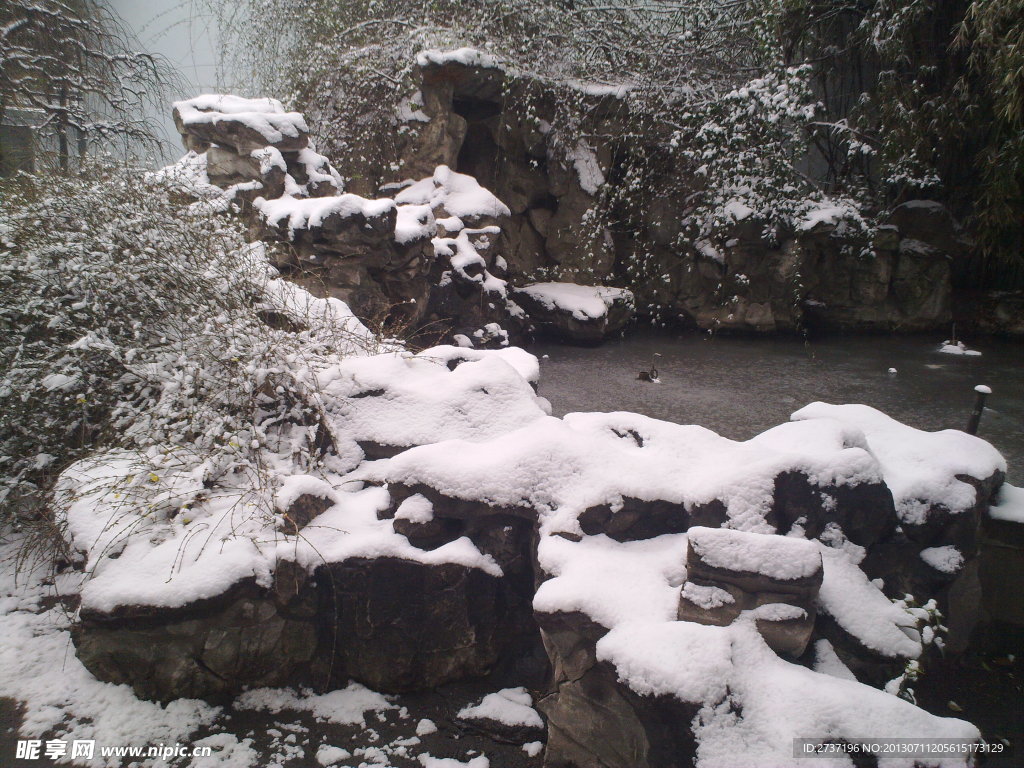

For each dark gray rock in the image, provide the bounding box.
[205,145,261,186]
[540,662,701,768]
[72,576,318,703]
[278,492,332,534]
[954,289,1024,339]
[888,200,971,260]
[899,470,1004,553]
[535,609,702,768]
[769,470,898,548]
[455,709,545,746]
[314,558,507,693]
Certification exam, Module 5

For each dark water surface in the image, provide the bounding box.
[531,330,1023,482]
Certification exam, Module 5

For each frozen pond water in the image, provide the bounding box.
[531,330,1023,482]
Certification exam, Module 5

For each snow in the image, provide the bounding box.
[599,620,734,702]
[418,344,541,385]
[58,353,531,614]
[374,410,885,538]
[598,617,977,768]
[315,745,352,765]
[974,384,992,394]
[415,47,501,69]
[396,202,435,243]
[570,142,605,195]
[695,239,724,264]
[415,719,438,736]
[816,542,922,659]
[41,372,78,391]
[515,282,633,321]
[281,485,503,578]
[56,451,279,613]
[457,688,543,729]
[250,145,287,174]
[522,742,544,757]
[812,639,857,681]
[534,533,687,628]
[255,193,395,236]
[275,474,336,514]
[235,682,394,726]
[920,545,964,574]
[190,734,260,768]
[259,274,380,351]
[566,79,633,99]
[395,166,510,220]
[15,162,999,768]
[397,91,431,123]
[392,167,510,308]
[0,544,221,767]
[723,200,754,221]
[791,403,1006,525]
[989,483,1024,523]
[395,494,435,523]
[294,146,343,190]
[688,526,822,581]
[418,755,490,768]
[750,602,806,621]
[797,200,861,231]
[174,95,307,145]
[147,150,255,215]
[315,347,547,451]
[681,581,736,610]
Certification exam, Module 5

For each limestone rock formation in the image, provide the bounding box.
[345,54,965,334]
[167,93,646,347]
[169,77,971,340]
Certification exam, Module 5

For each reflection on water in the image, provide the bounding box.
[530,330,1023,482]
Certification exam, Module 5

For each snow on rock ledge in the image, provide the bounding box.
[792,402,1005,546]
[316,345,549,459]
[455,687,545,743]
[416,47,502,70]
[511,282,634,344]
[172,94,309,154]
[375,409,890,540]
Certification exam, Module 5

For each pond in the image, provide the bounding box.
[531,330,1023,483]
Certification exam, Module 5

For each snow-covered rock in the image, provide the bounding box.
[172,94,309,154]
[456,687,545,743]
[511,282,635,343]
[680,527,822,656]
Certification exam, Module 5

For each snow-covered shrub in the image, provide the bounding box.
[0,165,381,527]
